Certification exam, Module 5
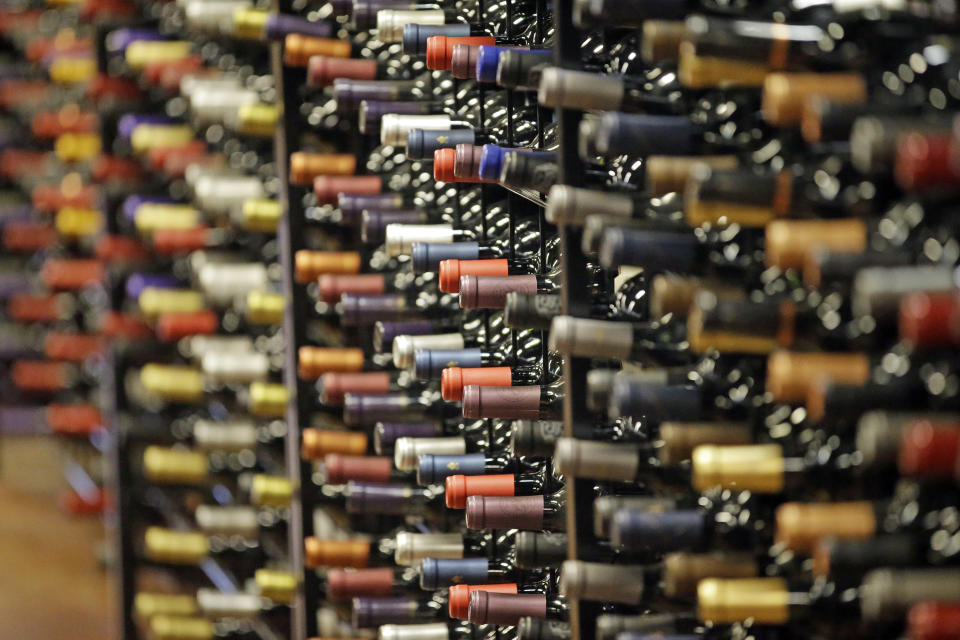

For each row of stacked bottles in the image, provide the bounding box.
[5,0,960,638]
[282,0,960,638]
[1,0,301,638]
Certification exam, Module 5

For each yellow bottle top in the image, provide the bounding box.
[697,577,790,625]
[255,569,297,604]
[143,446,209,484]
[130,124,196,154]
[150,615,215,640]
[140,364,206,403]
[233,7,270,39]
[245,291,285,325]
[241,198,281,233]
[55,207,104,238]
[235,103,280,138]
[48,56,96,84]
[144,527,210,565]
[691,444,785,493]
[248,382,289,417]
[251,474,294,507]
[125,41,193,70]
[54,132,102,163]
[134,203,201,235]
[134,593,198,619]
[139,288,206,318]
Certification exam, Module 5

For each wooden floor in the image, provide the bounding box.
[0,437,112,639]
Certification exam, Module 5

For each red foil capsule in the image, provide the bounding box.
[320,372,391,405]
[99,311,153,338]
[44,332,104,361]
[85,73,142,104]
[899,420,960,480]
[2,222,56,252]
[41,258,104,290]
[152,227,212,254]
[148,139,206,171]
[91,155,143,184]
[95,234,150,262]
[46,404,103,435]
[326,567,395,600]
[155,310,219,341]
[11,360,72,393]
[59,487,111,516]
[900,292,960,348]
[895,132,960,193]
[31,107,98,139]
[32,182,98,212]
[449,583,518,619]
[9,293,71,323]
[909,602,960,640]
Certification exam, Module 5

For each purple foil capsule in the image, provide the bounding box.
[344,393,422,426]
[125,273,180,301]
[0,205,37,222]
[339,293,415,326]
[359,100,427,135]
[346,482,416,516]
[339,193,409,223]
[333,79,410,110]
[265,14,333,39]
[105,28,166,53]
[459,274,539,309]
[361,210,426,244]
[373,422,439,455]
[373,320,436,354]
[116,114,171,140]
[0,272,32,298]
[121,195,174,221]
[0,406,46,435]
[351,596,419,627]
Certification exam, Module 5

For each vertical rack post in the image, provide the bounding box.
[270,13,314,638]
[554,2,601,639]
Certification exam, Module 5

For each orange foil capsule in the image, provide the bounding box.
[446,473,518,509]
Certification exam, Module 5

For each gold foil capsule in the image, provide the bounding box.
[125,41,193,70]
[143,446,209,484]
[762,72,867,127]
[232,7,269,39]
[245,291,285,325]
[235,104,280,138]
[250,474,293,507]
[775,501,877,552]
[240,198,281,232]
[144,527,209,565]
[149,615,215,640]
[134,203,201,235]
[678,42,770,89]
[248,382,289,417]
[140,364,206,403]
[255,569,297,603]
[55,206,104,237]
[697,577,790,624]
[304,537,371,569]
[54,132,101,162]
[130,124,195,154]
[765,350,870,404]
[49,57,96,84]
[691,444,786,493]
[764,218,867,274]
[138,288,206,318]
[134,593,198,619]
[294,250,362,282]
[301,429,368,460]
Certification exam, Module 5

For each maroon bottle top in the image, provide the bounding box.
[459,275,538,309]
[468,590,548,625]
[465,495,545,530]
[462,385,542,419]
